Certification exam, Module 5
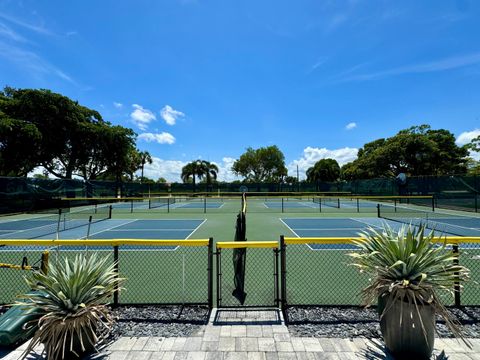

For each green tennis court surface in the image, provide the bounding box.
[1,202,479,307]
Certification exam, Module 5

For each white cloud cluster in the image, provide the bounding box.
[131,104,156,130]
[160,105,185,126]
[138,132,175,145]
[141,157,240,183]
[456,129,480,146]
[113,102,123,109]
[288,146,358,179]
[456,129,480,161]
[345,122,357,130]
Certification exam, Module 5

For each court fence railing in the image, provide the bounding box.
[2,236,480,316]
[0,238,214,308]
[279,235,480,323]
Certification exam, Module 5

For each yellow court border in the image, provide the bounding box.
[0,239,210,247]
[216,241,278,249]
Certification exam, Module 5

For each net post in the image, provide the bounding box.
[168,197,170,213]
[40,251,49,275]
[394,199,397,212]
[109,205,113,219]
[356,198,359,213]
[86,216,92,239]
[130,200,133,213]
[475,193,478,213]
[280,235,288,321]
[376,203,380,218]
[148,198,152,209]
[432,196,435,212]
[204,197,207,214]
[56,208,62,238]
[281,197,284,213]
[207,237,214,309]
[319,197,321,213]
[453,244,461,307]
[113,245,120,307]
[337,198,340,209]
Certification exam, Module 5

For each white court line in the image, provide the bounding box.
[279,218,300,238]
[349,217,384,230]
[185,219,207,240]
[106,228,198,232]
[81,219,138,239]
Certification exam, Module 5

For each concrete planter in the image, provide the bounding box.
[378,295,435,360]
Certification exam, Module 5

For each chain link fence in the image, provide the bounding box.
[216,243,279,308]
[0,240,213,307]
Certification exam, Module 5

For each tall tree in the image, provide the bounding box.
[0,110,42,176]
[232,146,287,182]
[201,160,219,191]
[341,125,469,180]
[181,160,205,192]
[139,151,153,182]
[306,159,340,183]
[1,87,104,179]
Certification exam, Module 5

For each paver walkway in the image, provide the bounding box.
[1,309,479,359]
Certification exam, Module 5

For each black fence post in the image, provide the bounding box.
[280,235,288,322]
[113,245,120,307]
[274,248,279,308]
[453,244,461,307]
[216,247,221,308]
[207,237,214,309]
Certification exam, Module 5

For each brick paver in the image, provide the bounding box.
[2,309,478,360]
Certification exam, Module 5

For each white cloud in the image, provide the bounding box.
[138,132,175,145]
[113,102,123,109]
[345,122,357,130]
[457,129,480,161]
[288,146,358,179]
[456,129,480,146]
[160,105,185,126]
[141,156,240,183]
[131,104,156,130]
[212,157,241,182]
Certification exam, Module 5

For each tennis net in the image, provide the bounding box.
[149,196,176,209]
[312,197,340,209]
[0,205,111,240]
[377,204,480,237]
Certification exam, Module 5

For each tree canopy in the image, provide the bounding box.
[181,160,219,192]
[0,87,139,180]
[341,125,469,180]
[306,159,340,183]
[232,146,287,182]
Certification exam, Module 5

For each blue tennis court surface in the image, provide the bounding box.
[0,218,206,251]
[281,216,480,250]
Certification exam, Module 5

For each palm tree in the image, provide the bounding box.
[181,160,205,193]
[201,160,219,192]
[139,151,153,182]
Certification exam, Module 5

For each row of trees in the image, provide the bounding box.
[0,87,152,182]
[179,125,479,185]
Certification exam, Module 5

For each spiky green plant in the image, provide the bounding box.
[349,223,470,345]
[17,254,125,360]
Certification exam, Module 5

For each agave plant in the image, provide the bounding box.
[349,223,470,344]
[17,253,125,360]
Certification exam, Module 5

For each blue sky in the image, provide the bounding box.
[1,0,480,181]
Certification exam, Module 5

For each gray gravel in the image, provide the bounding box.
[108,305,209,339]
[286,306,480,338]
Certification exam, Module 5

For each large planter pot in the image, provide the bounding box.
[45,324,96,360]
[378,295,435,360]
